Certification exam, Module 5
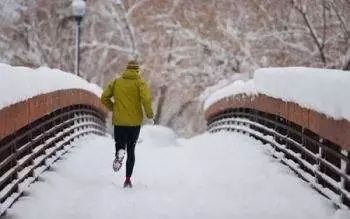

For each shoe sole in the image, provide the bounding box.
[113,150,126,172]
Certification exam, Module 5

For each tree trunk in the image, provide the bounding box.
[154,85,167,125]
[166,100,194,127]
[343,59,350,70]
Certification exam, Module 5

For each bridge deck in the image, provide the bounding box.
[3,127,349,219]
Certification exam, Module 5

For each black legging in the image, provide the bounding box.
[114,126,141,177]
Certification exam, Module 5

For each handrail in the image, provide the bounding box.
[0,90,107,215]
[206,94,350,150]
[0,108,98,156]
[0,89,107,141]
[206,106,350,209]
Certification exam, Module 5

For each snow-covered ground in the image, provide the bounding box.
[4,126,350,219]
[204,67,350,121]
[0,63,101,110]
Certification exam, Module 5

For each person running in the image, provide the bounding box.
[101,60,154,188]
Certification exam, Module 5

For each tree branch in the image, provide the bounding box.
[292,0,327,65]
[329,0,350,41]
[115,0,137,58]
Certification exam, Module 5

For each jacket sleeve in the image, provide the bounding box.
[100,80,115,111]
[139,80,154,119]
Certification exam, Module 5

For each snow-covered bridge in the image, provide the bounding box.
[3,128,350,219]
[0,64,349,218]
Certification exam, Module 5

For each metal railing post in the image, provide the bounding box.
[340,149,348,205]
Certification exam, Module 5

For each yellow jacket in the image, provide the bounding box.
[101,69,154,126]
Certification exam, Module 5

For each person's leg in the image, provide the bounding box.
[125,126,141,178]
[114,126,127,157]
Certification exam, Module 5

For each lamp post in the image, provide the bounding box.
[72,0,86,77]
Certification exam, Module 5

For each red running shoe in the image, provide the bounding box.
[123,177,132,188]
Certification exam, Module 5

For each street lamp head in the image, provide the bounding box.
[72,0,86,18]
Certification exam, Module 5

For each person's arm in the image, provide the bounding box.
[100,80,115,111]
[139,80,154,119]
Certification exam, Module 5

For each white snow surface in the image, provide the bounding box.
[4,126,350,219]
[139,125,179,147]
[204,67,350,121]
[0,63,102,110]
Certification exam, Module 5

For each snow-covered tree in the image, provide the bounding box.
[0,0,349,136]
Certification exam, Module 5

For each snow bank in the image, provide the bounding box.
[0,63,102,110]
[204,67,350,121]
[139,125,178,147]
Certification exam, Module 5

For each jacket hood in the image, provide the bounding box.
[122,69,140,80]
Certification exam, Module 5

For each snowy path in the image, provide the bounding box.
[4,126,349,219]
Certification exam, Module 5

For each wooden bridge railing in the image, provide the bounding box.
[205,94,350,209]
[0,89,107,215]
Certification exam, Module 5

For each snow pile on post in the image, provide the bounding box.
[204,67,350,121]
[0,63,102,110]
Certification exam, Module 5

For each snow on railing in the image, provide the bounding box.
[0,63,101,111]
[205,68,350,209]
[0,64,108,215]
[205,67,350,122]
